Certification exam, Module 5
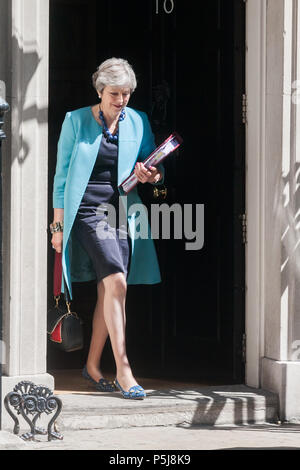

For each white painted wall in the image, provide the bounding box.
[0,0,53,429]
[247,0,300,421]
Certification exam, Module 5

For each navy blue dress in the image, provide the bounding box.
[72,137,131,283]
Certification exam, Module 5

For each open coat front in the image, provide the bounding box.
[52,106,165,300]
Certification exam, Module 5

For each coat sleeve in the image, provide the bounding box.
[52,112,76,208]
[137,112,165,186]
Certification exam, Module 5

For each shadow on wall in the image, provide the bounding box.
[10,34,45,164]
[273,155,300,419]
[279,163,300,359]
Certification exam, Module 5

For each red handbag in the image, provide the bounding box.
[47,251,83,352]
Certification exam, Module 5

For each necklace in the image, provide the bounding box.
[99,105,126,143]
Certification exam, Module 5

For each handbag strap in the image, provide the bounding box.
[53,251,70,303]
[53,251,62,296]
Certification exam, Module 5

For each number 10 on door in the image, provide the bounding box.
[155,0,175,14]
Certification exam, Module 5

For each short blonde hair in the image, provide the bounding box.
[92,57,137,94]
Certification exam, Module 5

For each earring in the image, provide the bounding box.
[98,95,102,103]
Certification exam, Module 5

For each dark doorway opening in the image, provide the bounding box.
[48,0,245,384]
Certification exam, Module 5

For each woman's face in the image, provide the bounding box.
[99,85,131,118]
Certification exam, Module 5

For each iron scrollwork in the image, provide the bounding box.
[4,380,63,441]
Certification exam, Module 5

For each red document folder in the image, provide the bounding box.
[119,132,183,194]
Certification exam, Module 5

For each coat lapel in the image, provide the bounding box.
[118,108,141,187]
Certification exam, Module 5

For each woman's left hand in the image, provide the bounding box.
[134,162,162,184]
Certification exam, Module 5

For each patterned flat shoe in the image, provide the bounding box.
[82,365,116,392]
[114,378,146,400]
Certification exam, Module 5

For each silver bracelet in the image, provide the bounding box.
[50,221,64,234]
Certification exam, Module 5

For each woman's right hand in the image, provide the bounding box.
[51,232,63,253]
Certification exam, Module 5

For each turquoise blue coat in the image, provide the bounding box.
[53,106,165,300]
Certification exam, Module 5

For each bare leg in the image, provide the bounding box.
[85,280,109,382]
[102,272,139,391]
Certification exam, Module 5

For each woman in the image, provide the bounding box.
[51,58,165,400]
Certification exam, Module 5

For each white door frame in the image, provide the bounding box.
[245,0,267,388]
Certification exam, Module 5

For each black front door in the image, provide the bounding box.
[48,0,245,384]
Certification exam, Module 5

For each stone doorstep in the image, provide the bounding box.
[55,384,279,431]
